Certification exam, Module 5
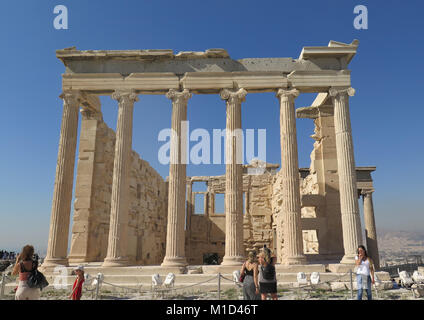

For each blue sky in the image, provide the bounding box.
[0,0,423,253]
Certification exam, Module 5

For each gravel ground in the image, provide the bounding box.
[1,286,422,300]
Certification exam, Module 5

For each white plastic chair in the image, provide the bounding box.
[91,273,104,294]
[152,273,162,290]
[398,270,414,288]
[164,273,175,288]
[310,272,320,285]
[412,270,424,284]
[297,272,308,285]
[233,270,241,283]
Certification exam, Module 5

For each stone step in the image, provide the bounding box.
[41,263,329,276]
[40,265,188,276]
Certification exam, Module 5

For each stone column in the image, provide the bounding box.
[329,87,362,264]
[185,179,193,264]
[220,88,246,265]
[68,102,103,263]
[276,88,307,265]
[161,89,191,267]
[102,90,138,267]
[43,91,81,267]
[362,189,380,269]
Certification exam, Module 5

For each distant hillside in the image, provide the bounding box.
[377,229,424,261]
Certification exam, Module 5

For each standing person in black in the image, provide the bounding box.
[240,251,260,300]
[258,250,278,300]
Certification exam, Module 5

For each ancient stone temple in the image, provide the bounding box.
[42,39,380,271]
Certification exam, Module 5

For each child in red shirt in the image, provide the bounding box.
[69,265,85,300]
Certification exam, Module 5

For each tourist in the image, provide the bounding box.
[240,250,260,300]
[69,265,85,300]
[257,251,278,300]
[355,245,375,300]
[11,245,41,300]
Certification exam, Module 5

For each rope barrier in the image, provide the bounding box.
[152,274,219,293]
[101,280,142,292]
[4,275,17,283]
[219,275,237,282]
[220,271,351,289]
[83,286,97,292]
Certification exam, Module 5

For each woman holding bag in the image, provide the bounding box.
[11,245,41,300]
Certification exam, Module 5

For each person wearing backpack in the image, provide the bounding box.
[11,245,41,300]
[257,251,278,300]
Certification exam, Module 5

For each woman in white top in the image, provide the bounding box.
[355,245,375,300]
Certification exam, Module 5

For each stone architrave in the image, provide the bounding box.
[276,88,307,265]
[43,91,81,267]
[362,189,380,269]
[220,88,247,265]
[102,90,138,267]
[161,89,191,267]
[329,86,362,264]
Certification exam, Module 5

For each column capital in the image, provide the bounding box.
[59,90,82,103]
[276,88,299,99]
[111,89,139,104]
[361,188,374,196]
[329,87,356,98]
[220,88,247,104]
[166,89,192,103]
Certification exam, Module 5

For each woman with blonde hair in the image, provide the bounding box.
[11,245,41,300]
[257,249,278,300]
[240,250,260,300]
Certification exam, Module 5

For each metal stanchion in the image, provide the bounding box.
[218,272,221,300]
[349,270,354,300]
[0,274,6,299]
[95,274,101,300]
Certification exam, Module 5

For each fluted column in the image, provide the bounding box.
[329,87,362,264]
[162,89,191,267]
[220,88,246,265]
[43,91,81,267]
[103,90,138,267]
[362,189,380,269]
[276,88,307,265]
[185,179,193,264]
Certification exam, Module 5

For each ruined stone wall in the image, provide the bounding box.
[243,174,274,254]
[127,153,168,265]
[85,120,115,262]
[186,172,274,264]
[69,115,167,265]
[307,114,344,259]
[271,167,320,261]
